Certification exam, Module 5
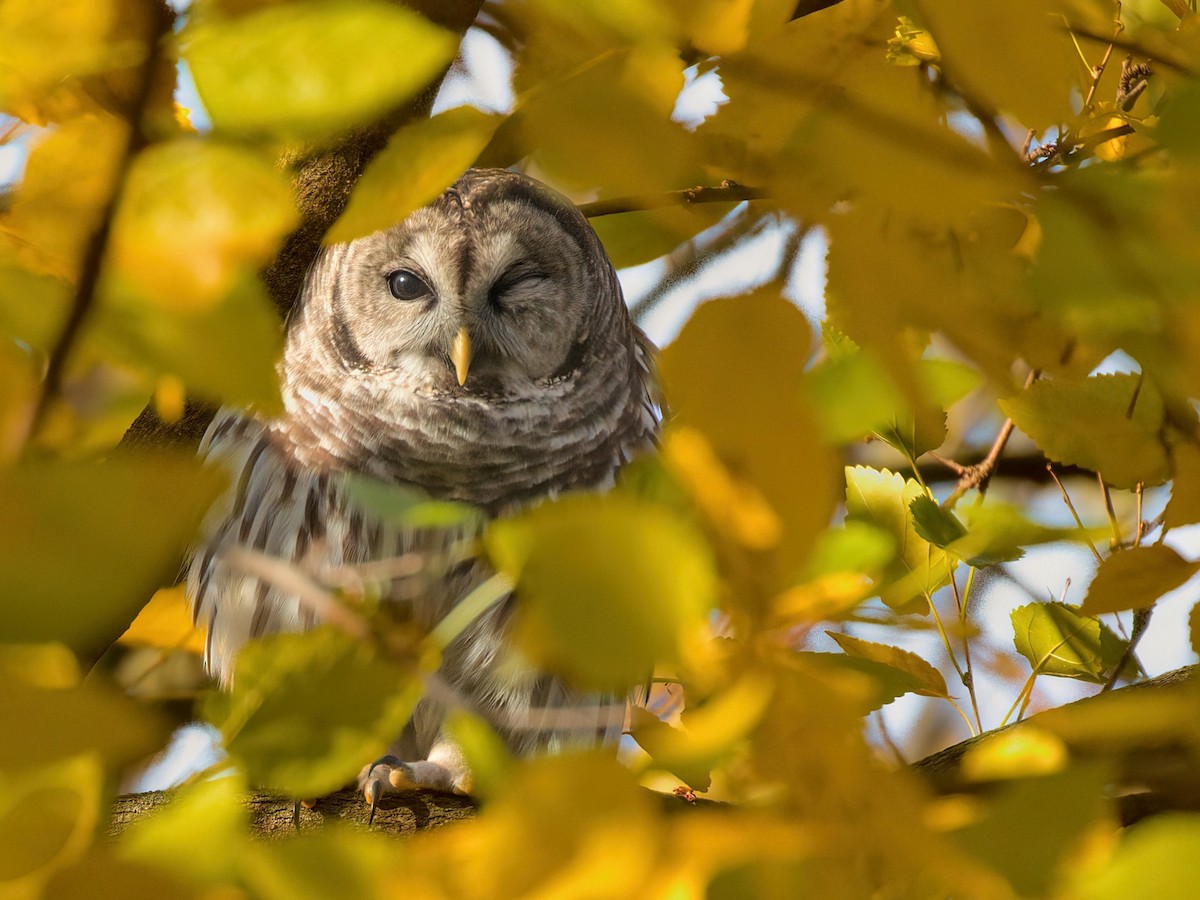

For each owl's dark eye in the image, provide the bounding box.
[386,269,431,301]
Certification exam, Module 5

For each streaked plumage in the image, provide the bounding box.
[186,169,660,795]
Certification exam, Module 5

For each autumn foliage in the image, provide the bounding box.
[5,0,1200,897]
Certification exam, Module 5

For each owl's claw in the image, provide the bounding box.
[362,755,419,827]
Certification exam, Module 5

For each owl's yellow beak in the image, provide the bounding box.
[451,328,472,386]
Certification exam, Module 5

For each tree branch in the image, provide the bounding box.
[577,183,766,219]
[25,1,174,450]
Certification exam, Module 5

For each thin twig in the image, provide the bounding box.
[578,181,767,219]
[948,565,983,733]
[1082,5,1123,111]
[22,5,174,449]
[943,369,1038,508]
[1065,25,1193,75]
[1098,473,1122,550]
[1047,465,1104,563]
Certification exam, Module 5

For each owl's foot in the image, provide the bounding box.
[361,753,472,826]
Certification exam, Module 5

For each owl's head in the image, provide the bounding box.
[287,169,633,397]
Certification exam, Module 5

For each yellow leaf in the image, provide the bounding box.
[663,426,783,552]
[111,139,298,311]
[960,727,1068,782]
[4,115,126,281]
[119,586,205,656]
[328,106,503,244]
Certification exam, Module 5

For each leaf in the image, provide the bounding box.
[0,456,225,659]
[844,467,950,613]
[588,203,734,269]
[119,586,205,656]
[999,373,1169,489]
[919,0,1079,129]
[1010,601,1128,683]
[343,475,482,531]
[951,764,1109,897]
[1081,545,1199,616]
[797,652,928,713]
[807,349,905,445]
[243,828,390,900]
[0,660,165,771]
[183,0,456,138]
[119,775,248,885]
[1164,442,1200,530]
[0,0,122,123]
[1192,601,1200,660]
[960,726,1068,782]
[1060,815,1200,900]
[660,291,839,575]
[328,106,503,243]
[948,502,1084,567]
[825,631,949,699]
[909,496,967,548]
[111,139,298,311]
[2,114,125,281]
[203,626,420,797]
[486,494,715,690]
[631,672,773,791]
[97,271,284,411]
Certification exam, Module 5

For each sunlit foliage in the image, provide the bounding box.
[4,0,1200,897]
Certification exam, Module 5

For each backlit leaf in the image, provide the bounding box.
[826,631,949,699]
[184,0,456,138]
[1011,601,1127,683]
[844,467,950,613]
[0,456,225,659]
[999,373,1169,489]
[328,106,504,244]
[487,494,714,690]
[909,496,967,549]
[660,291,839,576]
[119,586,205,656]
[1081,545,1199,615]
[203,626,420,797]
[111,139,298,310]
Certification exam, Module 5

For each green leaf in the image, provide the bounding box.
[807,349,904,445]
[243,828,390,900]
[343,475,482,531]
[328,106,504,244]
[119,776,248,885]
[1010,601,1128,684]
[801,523,896,579]
[1081,545,1199,616]
[826,631,949,698]
[844,467,950,613]
[999,373,1168,490]
[486,494,715,690]
[948,502,1083,567]
[908,495,967,548]
[97,271,283,411]
[203,627,420,797]
[1062,815,1200,900]
[589,203,735,269]
[184,0,456,138]
[951,765,1109,897]
[660,291,839,574]
[0,456,225,659]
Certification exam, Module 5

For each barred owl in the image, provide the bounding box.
[186,169,661,806]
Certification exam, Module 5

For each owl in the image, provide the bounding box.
[186,168,661,808]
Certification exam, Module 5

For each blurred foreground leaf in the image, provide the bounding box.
[204,627,419,797]
[488,494,714,690]
[0,456,224,659]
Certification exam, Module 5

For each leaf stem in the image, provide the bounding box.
[1047,465,1104,563]
[949,564,983,733]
